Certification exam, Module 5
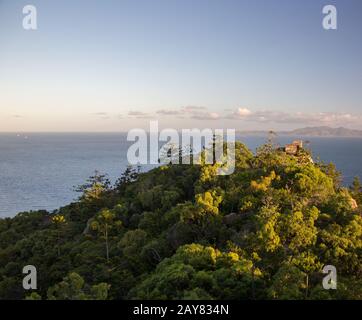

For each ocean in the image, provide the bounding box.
[0,133,361,218]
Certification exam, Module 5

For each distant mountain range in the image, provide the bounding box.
[238,126,362,137]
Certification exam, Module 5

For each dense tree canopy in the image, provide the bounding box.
[0,142,361,300]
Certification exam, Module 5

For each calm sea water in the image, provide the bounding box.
[0,133,361,217]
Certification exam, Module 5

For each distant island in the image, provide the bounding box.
[238,126,362,137]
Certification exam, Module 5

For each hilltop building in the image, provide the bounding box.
[284,140,303,155]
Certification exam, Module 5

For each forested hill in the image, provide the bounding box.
[0,142,361,300]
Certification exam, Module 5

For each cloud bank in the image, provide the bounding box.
[153,106,362,127]
[226,108,362,126]
[85,106,362,128]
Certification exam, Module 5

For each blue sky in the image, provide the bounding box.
[0,0,361,131]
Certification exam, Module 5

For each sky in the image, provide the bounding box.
[0,0,361,132]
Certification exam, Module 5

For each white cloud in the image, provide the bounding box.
[128,111,153,119]
[235,108,252,117]
[182,106,207,112]
[156,109,183,115]
[155,106,219,120]
[191,111,220,120]
[91,112,110,120]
